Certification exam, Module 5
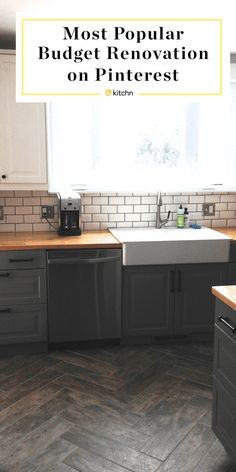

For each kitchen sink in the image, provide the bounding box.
[110,227,231,265]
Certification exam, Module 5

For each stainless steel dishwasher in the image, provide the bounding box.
[47,249,121,344]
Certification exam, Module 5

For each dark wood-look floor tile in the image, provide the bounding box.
[0,353,46,377]
[60,404,151,449]
[0,391,70,457]
[21,438,77,472]
[0,341,233,471]
[0,416,72,471]
[0,383,63,433]
[0,356,60,392]
[0,369,63,411]
[128,373,181,415]
[64,445,134,472]
[192,438,235,472]
[56,360,124,391]
[157,423,217,472]
[174,378,213,400]
[50,350,118,376]
[62,425,161,472]
[141,393,211,460]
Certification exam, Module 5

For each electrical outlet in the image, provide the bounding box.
[202,203,215,216]
[0,206,4,220]
[41,205,54,219]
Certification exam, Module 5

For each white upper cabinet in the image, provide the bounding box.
[0,53,47,189]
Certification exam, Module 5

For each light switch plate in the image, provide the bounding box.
[0,206,4,220]
[202,203,215,216]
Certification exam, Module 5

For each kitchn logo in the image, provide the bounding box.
[105,89,134,97]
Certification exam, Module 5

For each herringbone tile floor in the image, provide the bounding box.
[0,341,235,471]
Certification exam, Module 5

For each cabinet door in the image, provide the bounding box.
[0,54,47,187]
[0,304,47,344]
[122,265,174,336]
[174,263,228,334]
[212,377,236,464]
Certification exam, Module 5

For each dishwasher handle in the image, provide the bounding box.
[48,255,120,265]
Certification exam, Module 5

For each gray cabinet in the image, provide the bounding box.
[123,263,228,337]
[174,263,228,334]
[123,265,174,336]
[0,250,47,344]
[212,299,236,464]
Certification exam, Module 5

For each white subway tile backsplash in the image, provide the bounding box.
[16,206,33,215]
[221,194,236,202]
[108,213,125,222]
[125,196,141,204]
[109,196,125,205]
[6,215,23,223]
[125,213,140,222]
[101,205,117,214]
[0,223,15,232]
[189,195,205,204]
[215,203,228,211]
[92,214,108,222]
[173,196,189,204]
[134,205,149,213]
[205,195,221,203]
[23,197,40,206]
[219,211,236,219]
[118,205,133,214]
[228,203,236,210]
[84,205,100,214]
[1,190,236,232]
[212,219,227,227]
[5,197,23,206]
[227,219,236,227]
[16,223,33,232]
[141,213,156,221]
[83,222,100,231]
[91,196,108,205]
[141,196,157,204]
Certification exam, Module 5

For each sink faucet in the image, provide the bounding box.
[156,192,171,228]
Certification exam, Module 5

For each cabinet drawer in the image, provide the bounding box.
[214,325,236,396]
[0,250,46,269]
[0,269,46,305]
[212,378,236,464]
[215,299,236,341]
[0,304,47,344]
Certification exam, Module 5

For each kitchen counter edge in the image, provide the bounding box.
[0,231,122,250]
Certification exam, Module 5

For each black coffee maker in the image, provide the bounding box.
[57,192,81,236]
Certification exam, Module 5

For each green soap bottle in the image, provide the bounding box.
[177,204,184,228]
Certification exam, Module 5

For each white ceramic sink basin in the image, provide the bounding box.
[110,227,231,265]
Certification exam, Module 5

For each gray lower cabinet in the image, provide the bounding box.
[123,265,174,336]
[212,299,236,464]
[123,263,228,337]
[0,250,47,344]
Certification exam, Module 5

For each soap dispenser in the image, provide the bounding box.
[177,204,184,228]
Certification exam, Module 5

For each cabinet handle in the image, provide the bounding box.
[170,270,175,292]
[9,257,34,263]
[1,174,7,179]
[177,270,181,292]
[0,272,10,277]
[218,316,236,334]
[0,308,11,313]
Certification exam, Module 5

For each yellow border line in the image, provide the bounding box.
[21,18,223,97]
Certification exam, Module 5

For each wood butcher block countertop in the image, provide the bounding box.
[214,227,236,241]
[0,231,121,250]
[212,285,236,311]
